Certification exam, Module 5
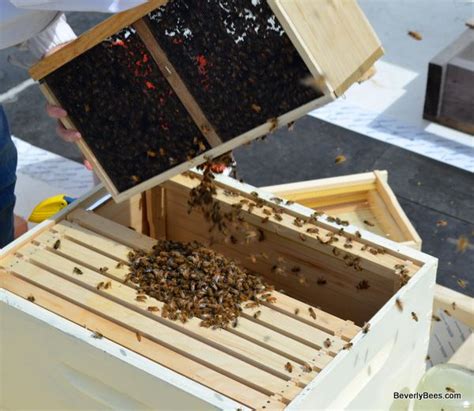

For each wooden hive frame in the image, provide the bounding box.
[30,0,383,203]
[264,170,422,250]
[1,173,437,410]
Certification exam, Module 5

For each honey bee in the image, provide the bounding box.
[96,281,105,290]
[136,332,142,342]
[411,312,419,322]
[355,231,362,239]
[261,216,269,224]
[343,342,353,350]
[53,239,61,250]
[73,267,83,275]
[147,149,158,158]
[249,254,258,264]
[356,280,370,290]
[251,104,262,113]
[286,200,295,206]
[253,310,262,319]
[457,279,467,289]
[302,363,312,373]
[324,338,332,348]
[232,318,238,328]
[443,309,451,317]
[299,233,307,242]
[332,247,340,257]
[317,278,327,286]
[263,208,272,216]
[335,155,347,164]
[452,302,456,310]
[265,296,277,304]
[99,267,109,274]
[273,214,283,222]
[425,355,431,361]
[363,220,375,227]
[104,281,112,289]
[27,295,35,302]
[361,244,369,251]
[130,175,141,184]
[116,261,125,269]
[245,301,259,309]
[432,315,441,322]
[287,121,296,131]
[268,117,278,133]
[91,331,103,339]
[306,227,319,234]
[308,307,317,320]
[293,218,304,228]
[395,298,403,312]
[445,386,455,393]
[408,31,422,41]
[285,362,293,373]
[136,295,147,302]
[294,308,300,315]
[362,322,370,334]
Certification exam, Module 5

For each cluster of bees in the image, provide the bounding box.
[126,239,275,329]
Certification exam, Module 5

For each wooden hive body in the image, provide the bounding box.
[30,0,383,202]
[264,170,422,250]
[1,173,437,410]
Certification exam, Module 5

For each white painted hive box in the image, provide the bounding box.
[0,173,437,410]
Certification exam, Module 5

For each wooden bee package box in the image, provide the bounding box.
[264,170,423,250]
[1,173,437,410]
[30,0,383,202]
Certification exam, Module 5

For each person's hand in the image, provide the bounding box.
[46,103,82,142]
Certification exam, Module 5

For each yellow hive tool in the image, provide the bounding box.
[29,194,77,223]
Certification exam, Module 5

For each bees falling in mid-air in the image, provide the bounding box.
[411,312,419,322]
[395,298,404,312]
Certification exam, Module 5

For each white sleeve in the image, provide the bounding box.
[9,0,148,13]
[27,13,77,59]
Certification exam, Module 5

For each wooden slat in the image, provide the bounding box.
[262,172,380,197]
[39,84,119,197]
[374,171,422,248]
[34,227,335,374]
[268,0,383,96]
[3,256,300,401]
[0,273,282,410]
[261,293,359,341]
[29,0,168,80]
[145,187,167,239]
[367,191,405,243]
[134,19,222,147]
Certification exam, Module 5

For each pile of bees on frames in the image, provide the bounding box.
[127,240,275,329]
